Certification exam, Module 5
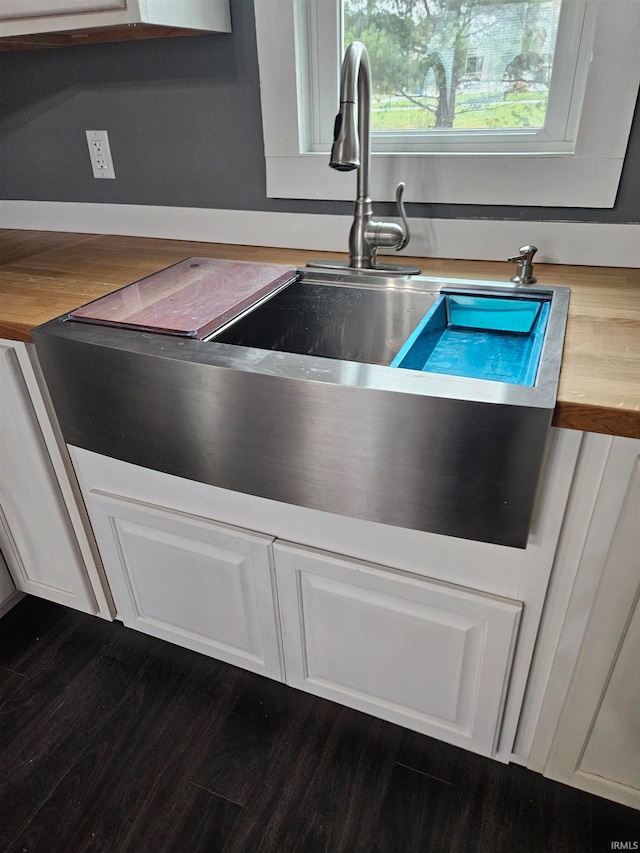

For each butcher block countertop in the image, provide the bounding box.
[0,229,638,439]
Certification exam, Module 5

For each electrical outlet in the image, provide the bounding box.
[86,130,116,179]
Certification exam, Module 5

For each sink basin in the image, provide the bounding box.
[213,278,438,366]
[390,293,550,386]
[213,274,556,389]
[33,267,570,548]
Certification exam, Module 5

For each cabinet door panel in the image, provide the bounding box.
[299,573,483,725]
[544,451,640,809]
[116,520,264,656]
[0,1,125,20]
[275,542,522,757]
[0,344,97,611]
[89,491,283,680]
[580,594,640,790]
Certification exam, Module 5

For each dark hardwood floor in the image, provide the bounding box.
[1,597,638,853]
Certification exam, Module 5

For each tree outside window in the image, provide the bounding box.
[344,0,562,131]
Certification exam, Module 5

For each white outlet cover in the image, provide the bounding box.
[86,130,116,180]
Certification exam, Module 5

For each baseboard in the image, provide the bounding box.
[0,590,24,619]
[1,200,638,267]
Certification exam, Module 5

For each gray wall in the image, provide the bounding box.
[1,0,638,223]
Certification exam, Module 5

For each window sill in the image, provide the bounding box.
[264,151,626,207]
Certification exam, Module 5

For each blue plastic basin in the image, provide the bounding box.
[390,293,550,386]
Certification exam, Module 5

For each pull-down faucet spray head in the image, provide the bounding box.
[330,105,359,171]
[329,41,369,180]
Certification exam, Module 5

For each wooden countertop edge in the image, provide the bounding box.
[0,321,34,345]
[552,402,640,440]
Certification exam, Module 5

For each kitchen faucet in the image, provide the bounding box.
[308,41,421,274]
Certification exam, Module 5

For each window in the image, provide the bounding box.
[311,0,589,153]
[463,52,484,81]
[254,0,640,206]
[343,0,561,136]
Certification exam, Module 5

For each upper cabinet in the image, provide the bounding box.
[0,1,127,18]
[0,0,231,49]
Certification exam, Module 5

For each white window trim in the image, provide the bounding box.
[254,0,640,207]
[308,0,594,156]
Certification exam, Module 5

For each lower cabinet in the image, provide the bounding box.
[534,436,640,809]
[88,491,284,681]
[0,341,112,617]
[82,477,523,758]
[274,542,521,757]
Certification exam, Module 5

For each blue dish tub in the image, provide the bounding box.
[390,293,550,386]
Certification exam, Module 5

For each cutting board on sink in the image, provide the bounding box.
[68,257,298,339]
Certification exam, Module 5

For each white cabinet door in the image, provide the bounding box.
[0,342,105,614]
[88,490,284,680]
[274,542,522,758]
[0,1,125,21]
[542,443,640,809]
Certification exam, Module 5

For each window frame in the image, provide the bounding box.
[309,0,593,156]
[254,0,640,207]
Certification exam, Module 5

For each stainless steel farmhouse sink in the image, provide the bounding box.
[33,267,570,548]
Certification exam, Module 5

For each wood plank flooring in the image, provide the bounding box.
[1,597,638,853]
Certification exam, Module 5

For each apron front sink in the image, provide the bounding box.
[33,267,570,548]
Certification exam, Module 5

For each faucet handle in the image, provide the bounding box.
[394,182,410,251]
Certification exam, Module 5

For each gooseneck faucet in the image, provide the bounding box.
[309,41,420,274]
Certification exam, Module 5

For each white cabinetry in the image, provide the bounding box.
[70,429,581,760]
[0,340,113,617]
[0,1,231,47]
[275,542,521,757]
[531,435,640,809]
[0,1,126,19]
[88,490,283,680]
[80,471,523,757]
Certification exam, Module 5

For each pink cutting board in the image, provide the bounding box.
[69,257,297,339]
